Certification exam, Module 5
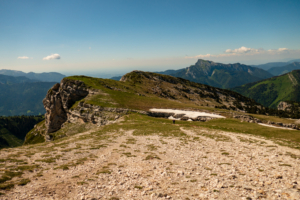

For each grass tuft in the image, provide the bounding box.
[0,183,14,190]
[18,178,31,186]
[145,154,161,160]
[134,185,143,189]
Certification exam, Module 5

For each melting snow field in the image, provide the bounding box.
[258,123,295,130]
[149,108,226,119]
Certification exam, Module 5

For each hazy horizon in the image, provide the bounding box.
[1,57,300,79]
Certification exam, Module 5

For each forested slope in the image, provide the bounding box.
[0,115,44,148]
[232,70,300,108]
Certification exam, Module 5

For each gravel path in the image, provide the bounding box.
[1,126,300,200]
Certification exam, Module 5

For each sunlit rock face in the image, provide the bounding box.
[277,101,292,112]
[43,79,89,134]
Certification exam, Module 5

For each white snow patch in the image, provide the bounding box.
[149,109,225,119]
[168,116,181,120]
[258,123,295,130]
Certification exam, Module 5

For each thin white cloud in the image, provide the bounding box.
[268,48,288,53]
[17,56,29,59]
[43,53,61,60]
[188,54,213,58]
[278,48,288,51]
[185,47,297,59]
[89,47,91,50]
[225,46,262,54]
[185,53,236,59]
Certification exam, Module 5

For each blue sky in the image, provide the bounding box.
[0,0,300,76]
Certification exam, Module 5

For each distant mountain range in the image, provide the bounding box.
[251,59,300,71]
[155,59,273,89]
[111,59,274,88]
[111,59,300,89]
[232,70,300,108]
[0,74,57,116]
[268,62,300,76]
[0,74,36,84]
[0,69,65,82]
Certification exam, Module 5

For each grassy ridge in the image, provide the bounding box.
[232,70,300,108]
[67,75,219,111]
[66,71,269,114]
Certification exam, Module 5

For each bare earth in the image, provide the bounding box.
[1,124,300,200]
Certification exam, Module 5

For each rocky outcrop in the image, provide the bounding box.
[43,83,67,134]
[68,103,217,125]
[233,115,262,123]
[68,102,148,126]
[234,114,300,130]
[277,101,292,112]
[66,102,219,129]
[266,120,299,130]
[43,77,148,136]
[43,79,89,134]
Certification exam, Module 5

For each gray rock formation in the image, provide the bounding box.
[277,101,292,112]
[68,102,148,126]
[42,77,150,137]
[43,79,89,134]
[234,114,300,130]
[233,115,262,123]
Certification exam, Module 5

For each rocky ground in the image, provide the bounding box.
[1,120,300,200]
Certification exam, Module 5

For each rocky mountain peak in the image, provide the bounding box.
[195,59,216,66]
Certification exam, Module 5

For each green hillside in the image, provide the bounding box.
[0,81,56,116]
[65,71,263,113]
[268,62,300,76]
[0,115,44,149]
[232,70,300,108]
